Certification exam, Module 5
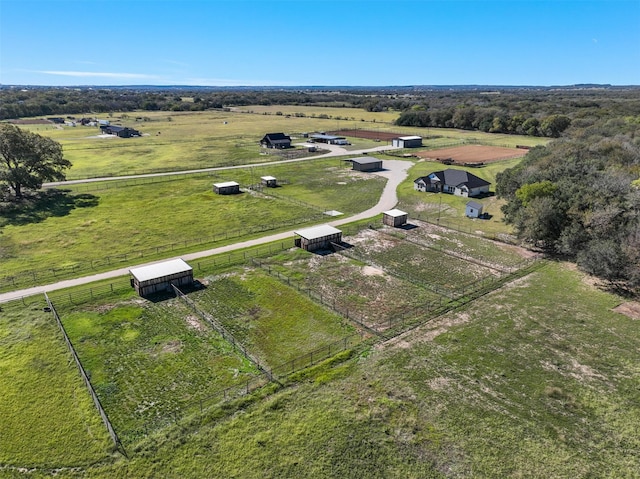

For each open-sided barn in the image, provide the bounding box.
[261,176,277,187]
[130,259,193,297]
[294,225,342,251]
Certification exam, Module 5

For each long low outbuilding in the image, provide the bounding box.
[130,258,194,297]
[213,181,240,195]
[391,136,422,148]
[294,224,342,251]
[351,157,383,172]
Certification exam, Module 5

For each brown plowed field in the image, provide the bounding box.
[416,145,528,164]
[328,129,405,141]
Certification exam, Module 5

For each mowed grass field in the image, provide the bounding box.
[0,158,385,284]
[5,259,638,477]
[0,300,112,468]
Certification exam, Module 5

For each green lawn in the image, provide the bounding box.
[0,300,111,468]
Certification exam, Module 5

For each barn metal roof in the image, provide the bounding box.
[396,136,422,140]
[294,224,342,240]
[213,181,240,188]
[261,176,276,181]
[383,209,408,217]
[351,157,382,165]
[130,259,192,282]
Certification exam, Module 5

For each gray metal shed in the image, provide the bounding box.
[383,209,409,227]
[465,200,484,218]
[392,136,423,148]
[213,181,240,195]
[294,225,342,251]
[130,259,194,297]
[351,157,382,172]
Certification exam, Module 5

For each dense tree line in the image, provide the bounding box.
[2,86,640,128]
[496,118,640,288]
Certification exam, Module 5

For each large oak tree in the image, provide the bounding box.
[0,123,70,199]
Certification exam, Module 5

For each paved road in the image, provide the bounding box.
[0,158,411,303]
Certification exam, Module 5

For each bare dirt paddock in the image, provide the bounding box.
[329,129,405,141]
[416,145,528,164]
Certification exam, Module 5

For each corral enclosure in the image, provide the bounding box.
[415,144,528,164]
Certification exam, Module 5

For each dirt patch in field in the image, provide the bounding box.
[362,266,385,276]
[185,314,206,331]
[613,302,640,320]
[328,129,406,141]
[416,145,527,164]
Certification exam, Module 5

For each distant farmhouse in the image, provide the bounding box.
[414,169,491,198]
[391,136,423,148]
[260,133,291,149]
[100,125,141,138]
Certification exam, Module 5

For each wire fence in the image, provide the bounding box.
[44,293,126,456]
[0,215,319,293]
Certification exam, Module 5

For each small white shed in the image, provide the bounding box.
[382,209,408,227]
[465,200,484,218]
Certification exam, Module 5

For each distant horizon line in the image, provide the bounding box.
[2,83,639,90]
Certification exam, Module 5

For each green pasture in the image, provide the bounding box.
[15,261,636,478]
[16,108,546,179]
[60,294,258,444]
[0,159,385,287]
[0,300,111,468]
[395,158,523,237]
[191,269,355,367]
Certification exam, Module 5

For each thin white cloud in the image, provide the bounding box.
[183,76,296,86]
[37,70,159,80]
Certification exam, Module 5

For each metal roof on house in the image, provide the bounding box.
[383,209,408,218]
[351,157,382,165]
[214,181,240,188]
[130,259,192,282]
[294,224,342,240]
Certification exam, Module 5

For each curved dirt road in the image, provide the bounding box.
[0,159,411,303]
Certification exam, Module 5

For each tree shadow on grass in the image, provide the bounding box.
[0,189,100,227]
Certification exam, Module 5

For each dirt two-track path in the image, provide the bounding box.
[0,151,410,303]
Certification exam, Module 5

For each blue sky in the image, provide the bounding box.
[1,0,638,86]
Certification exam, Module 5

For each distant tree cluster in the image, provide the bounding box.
[496,118,640,288]
[395,108,572,137]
